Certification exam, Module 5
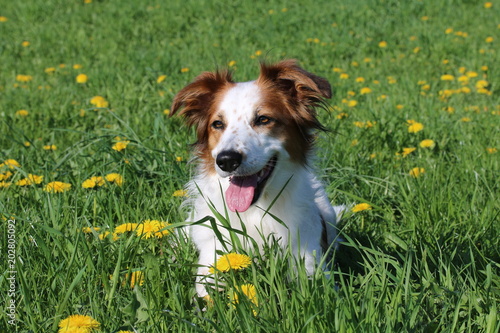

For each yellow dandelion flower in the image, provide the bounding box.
[99,231,115,240]
[378,41,388,48]
[21,41,30,47]
[485,36,494,43]
[0,16,8,22]
[232,284,259,307]
[210,253,252,273]
[73,64,83,69]
[355,77,365,83]
[445,28,454,34]
[421,84,431,91]
[76,74,88,84]
[0,181,12,188]
[163,109,170,115]
[458,75,469,84]
[124,271,144,288]
[16,74,33,82]
[82,176,105,189]
[114,223,138,235]
[15,109,29,117]
[351,139,359,146]
[420,139,435,148]
[43,144,57,151]
[407,120,424,133]
[461,117,472,122]
[476,80,489,89]
[228,60,237,67]
[332,67,343,73]
[105,173,123,186]
[339,73,349,79]
[360,87,372,95]
[136,219,170,239]
[172,189,187,197]
[465,71,478,78]
[486,147,497,154]
[440,74,455,81]
[484,2,492,8]
[347,100,358,107]
[409,167,425,178]
[112,141,130,152]
[336,112,348,119]
[1,159,21,169]
[181,67,190,73]
[15,174,43,186]
[421,16,429,21]
[58,314,100,333]
[402,147,416,157]
[0,171,13,181]
[352,203,372,213]
[157,74,167,83]
[44,181,71,193]
[82,227,101,233]
[353,121,365,128]
[45,67,56,74]
[90,96,109,108]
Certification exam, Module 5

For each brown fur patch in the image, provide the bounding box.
[170,71,235,173]
[256,60,332,164]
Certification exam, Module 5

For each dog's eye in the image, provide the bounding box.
[255,115,272,126]
[211,120,224,129]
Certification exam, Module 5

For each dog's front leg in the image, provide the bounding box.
[193,233,225,298]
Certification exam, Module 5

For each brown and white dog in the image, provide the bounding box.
[171,60,344,297]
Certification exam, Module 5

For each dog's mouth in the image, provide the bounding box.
[225,156,278,213]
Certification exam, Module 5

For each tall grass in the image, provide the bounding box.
[0,0,499,332]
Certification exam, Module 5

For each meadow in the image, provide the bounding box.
[0,0,499,332]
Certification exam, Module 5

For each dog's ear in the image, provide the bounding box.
[258,59,332,107]
[171,70,233,142]
[258,59,331,132]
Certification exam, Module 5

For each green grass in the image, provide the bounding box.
[1,0,499,332]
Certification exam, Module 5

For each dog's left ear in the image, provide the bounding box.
[258,60,331,133]
[258,59,332,107]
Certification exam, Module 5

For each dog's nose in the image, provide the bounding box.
[216,150,242,172]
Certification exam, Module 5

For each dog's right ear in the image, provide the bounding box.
[171,70,233,146]
[170,70,234,125]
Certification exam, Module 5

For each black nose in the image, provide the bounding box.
[216,150,242,172]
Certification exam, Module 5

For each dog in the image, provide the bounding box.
[171,59,343,297]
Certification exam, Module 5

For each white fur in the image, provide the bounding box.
[181,81,342,297]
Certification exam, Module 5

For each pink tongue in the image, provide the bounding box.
[225,175,258,212]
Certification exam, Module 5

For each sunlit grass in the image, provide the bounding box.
[1,0,499,332]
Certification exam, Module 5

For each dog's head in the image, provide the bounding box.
[171,60,331,212]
